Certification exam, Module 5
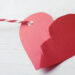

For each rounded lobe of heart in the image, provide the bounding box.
[50,14,75,49]
[41,14,75,68]
[19,12,53,69]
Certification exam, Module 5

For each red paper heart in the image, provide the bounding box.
[19,12,53,69]
[42,14,75,67]
[20,13,75,70]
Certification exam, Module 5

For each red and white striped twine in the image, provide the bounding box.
[0,19,33,26]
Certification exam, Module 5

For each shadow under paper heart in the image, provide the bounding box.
[40,14,75,71]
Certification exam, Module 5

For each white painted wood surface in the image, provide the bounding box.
[0,0,75,75]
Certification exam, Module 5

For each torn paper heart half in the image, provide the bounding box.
[41,14,75,68]
[19,12,53,69]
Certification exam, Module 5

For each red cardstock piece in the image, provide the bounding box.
[42,14,75,67]
[20,13,75,70]
[19,12,53,69]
